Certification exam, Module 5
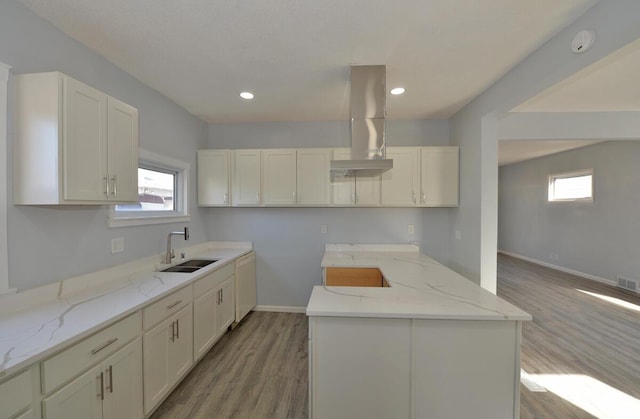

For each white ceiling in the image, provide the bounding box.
[513,37,640,112]
[19,0,596,123]
[498,140,602,166]
[500,36,640,166]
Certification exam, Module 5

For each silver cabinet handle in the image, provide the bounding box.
[422,192,426,203]
[104,176,109,196]
[351,193,356,204]
[106,365,113,393]
[412,191,417,204]
[223,192,228,204]
[176,318,180,339]
[221,289,223,304]
[98,371,105,400]
[167,299,183,310]
[293,191,297,202]
[91,337,118,355]
[111,175,117,196]
[170,321,175,342]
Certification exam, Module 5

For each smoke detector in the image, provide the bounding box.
[571,30,595,54]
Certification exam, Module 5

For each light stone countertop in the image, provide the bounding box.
[0,242,252,379]
[306,244,532,321]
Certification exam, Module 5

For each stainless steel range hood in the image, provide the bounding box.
[330,65,393,177]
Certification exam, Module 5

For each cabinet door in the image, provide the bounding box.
[331,148,355,205]
[232,150,261,206]
[193,288,219,360]
[169,305,194,382]
[102,338,143,419]
[198,150,230,206]
[381,148,419,206]
[107,97,139,203]
[297,149,331,205]
[262,149,297,205]
[420,147,459,207]
[43,364,103,419]
[217,278,235,335]
[142,318,172,414]
[63,75,108,202]
[354,175,381,206]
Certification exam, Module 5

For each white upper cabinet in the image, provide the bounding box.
[106,97,139,203]
[262,149,297,205]
[198,150,231,206]
[14,72,138,205]
[420,146,459,207]
[296,148,332,206]
[232,150,262,206]
[381,147,420,206]
[331,148,381,206]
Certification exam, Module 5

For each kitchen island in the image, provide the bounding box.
[306,244,532,419]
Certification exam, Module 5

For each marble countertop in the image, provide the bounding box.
[306,244,532,321]
[0,242,252,378]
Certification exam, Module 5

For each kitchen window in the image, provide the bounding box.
[548,169,594,203]
[108,149,190,227]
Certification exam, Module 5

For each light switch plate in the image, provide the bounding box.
[321,224,328,234]
[111,237,125,254]
[407,225,415,235]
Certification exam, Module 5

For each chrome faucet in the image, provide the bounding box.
[164,227,190,264]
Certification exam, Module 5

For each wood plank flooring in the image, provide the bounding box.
[150,311,308,419]
[152,256,639,419]
[497,253,640,419]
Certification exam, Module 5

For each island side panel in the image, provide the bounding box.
[412,319,520,419]
[309,316,412,419]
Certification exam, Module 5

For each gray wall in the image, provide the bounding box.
[498,141,640,284]
[1,2,209,290]
[449,0,640,292]
[207,119,452,308]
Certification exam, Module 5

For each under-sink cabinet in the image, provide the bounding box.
[193,263,236,360]
[142,287,193,415]
[14,72,138,205]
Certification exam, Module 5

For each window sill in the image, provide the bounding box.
[108,214,191,228]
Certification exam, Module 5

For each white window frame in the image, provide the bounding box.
[548,168,594,203]
[0,62,12,294]
[108,149,191,227]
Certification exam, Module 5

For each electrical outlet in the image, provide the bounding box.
[111,237,124,254]
[407,224,415,235]
[321,224,328,234]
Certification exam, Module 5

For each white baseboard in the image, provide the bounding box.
[498,250,616,287]
[254,305,307,313]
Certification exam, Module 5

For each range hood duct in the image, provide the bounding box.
[330,65,393,177]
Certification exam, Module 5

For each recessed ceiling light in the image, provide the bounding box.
[240,91,254,100]
[390,87,406,95]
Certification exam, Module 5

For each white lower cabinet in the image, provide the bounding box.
[142,304,193,415]
[0,367,38,419]
[43,338,142,419]
[193,271,235,361]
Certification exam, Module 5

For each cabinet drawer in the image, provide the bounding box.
[193,263,235,296]
[143,286,193,330]
[0,369,32,419]
[42,311,141,394]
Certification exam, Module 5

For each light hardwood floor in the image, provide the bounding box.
[152,256,639,419]
[497,253,640,419]
[150,311,308,419]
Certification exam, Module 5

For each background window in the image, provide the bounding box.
[109,149,190,227]
[548,169,593,202]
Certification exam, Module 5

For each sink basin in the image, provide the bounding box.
[159,259,219,273]
[176,259,219,268]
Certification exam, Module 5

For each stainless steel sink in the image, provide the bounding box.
[159,259,219,273]
[176,259,218,268]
